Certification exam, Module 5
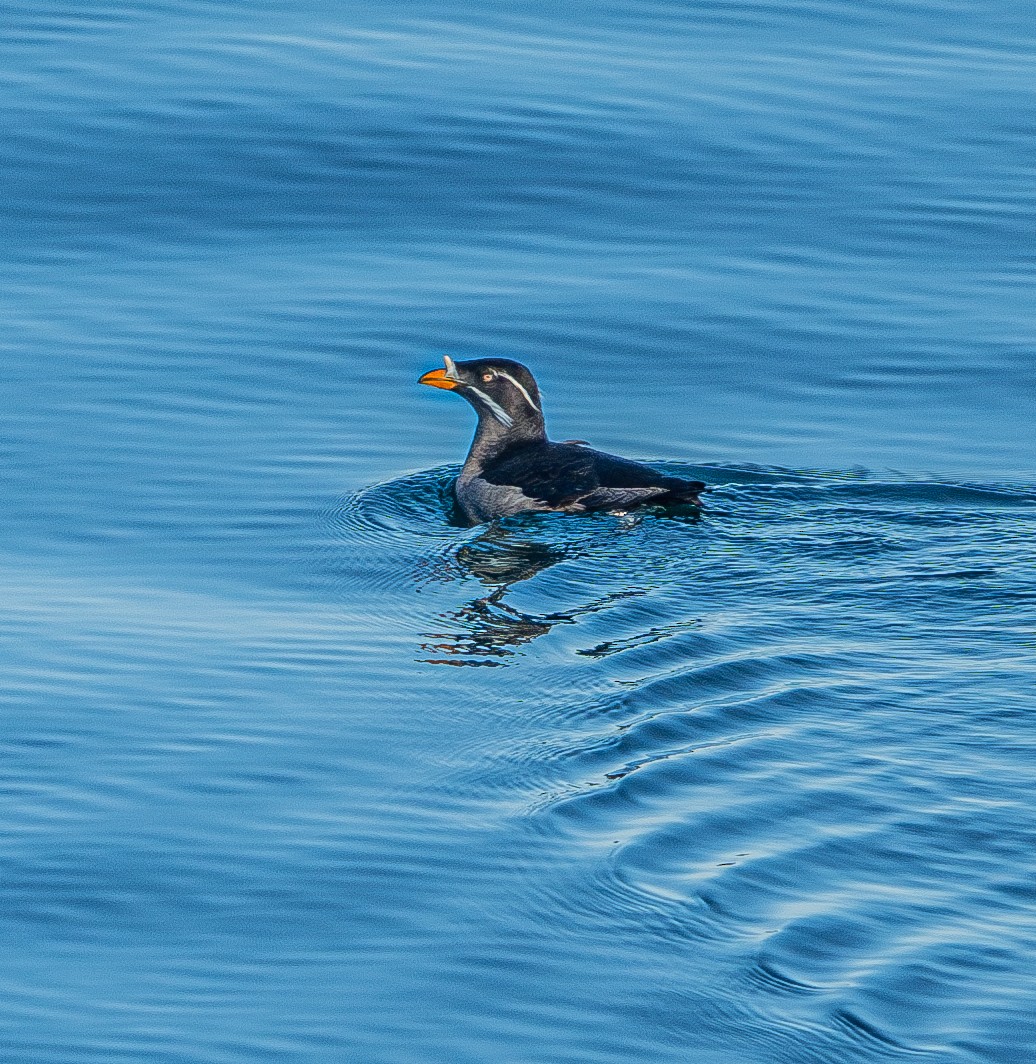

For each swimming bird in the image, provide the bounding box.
[419,356,705,524]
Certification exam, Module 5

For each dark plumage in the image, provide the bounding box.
[419,356,705,525]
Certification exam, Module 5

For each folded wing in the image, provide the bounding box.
[482,442,704,513]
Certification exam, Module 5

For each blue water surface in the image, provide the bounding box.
[1,2,1034,1062]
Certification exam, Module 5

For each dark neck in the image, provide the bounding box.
[462,414,546,474]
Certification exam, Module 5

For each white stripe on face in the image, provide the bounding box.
[497,371,540,414]
[468,386,514,428]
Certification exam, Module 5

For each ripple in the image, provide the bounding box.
[224,457,1036,1060]
[340,464,1035,1061]
[328,465,462,545]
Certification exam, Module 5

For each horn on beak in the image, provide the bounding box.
[419,355,461,390]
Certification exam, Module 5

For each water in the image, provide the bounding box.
[1,2,1034,1061]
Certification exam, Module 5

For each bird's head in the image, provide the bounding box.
[419,356,545,437]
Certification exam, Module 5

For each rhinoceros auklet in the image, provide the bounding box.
[419,356,705,524]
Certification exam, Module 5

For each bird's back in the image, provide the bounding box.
[456,440,704,521]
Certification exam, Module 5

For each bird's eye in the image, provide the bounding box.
[482,373,494,383]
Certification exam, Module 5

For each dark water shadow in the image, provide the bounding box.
[418,522,573,667]
[328,463,719,666]
[418,502,704,667]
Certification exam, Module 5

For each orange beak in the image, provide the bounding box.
[419,367,459,390]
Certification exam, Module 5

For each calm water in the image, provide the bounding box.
[2,2,1035,1062]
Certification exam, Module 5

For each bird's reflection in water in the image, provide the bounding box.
[420,524,571,666]
[419,506,701,666]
